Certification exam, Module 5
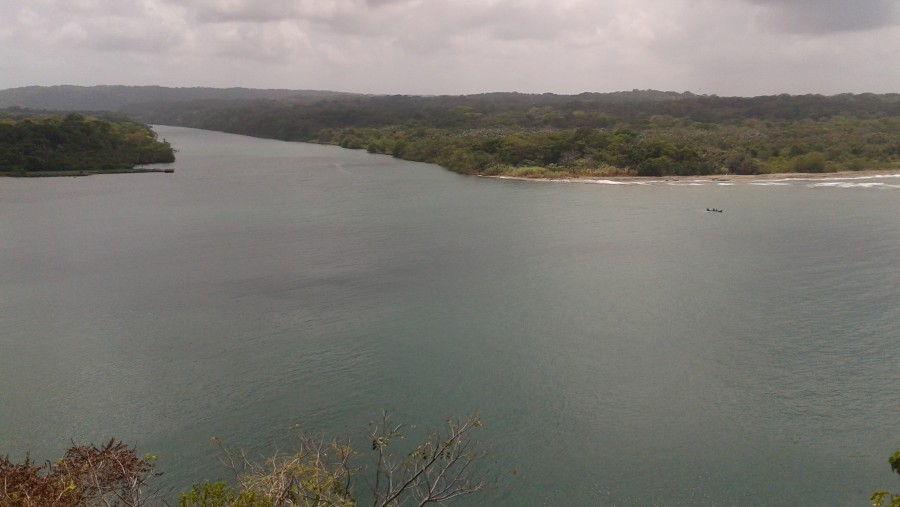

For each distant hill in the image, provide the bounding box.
[3,85,899,179]
[0,85,359,111]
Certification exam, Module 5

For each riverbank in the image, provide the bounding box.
[0,168,174,177]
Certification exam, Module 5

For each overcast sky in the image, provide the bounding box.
[1,0,898,96]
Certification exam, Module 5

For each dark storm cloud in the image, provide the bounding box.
[746,0,900,33]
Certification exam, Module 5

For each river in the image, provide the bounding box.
[1,126,899,505]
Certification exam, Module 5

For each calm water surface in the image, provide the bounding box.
[2,127,899,506]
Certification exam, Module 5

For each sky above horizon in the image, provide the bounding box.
[2,0,899,96]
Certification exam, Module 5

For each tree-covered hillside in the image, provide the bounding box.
[0,112,175,174]
[3,86,899,177]
[120,91,900,177]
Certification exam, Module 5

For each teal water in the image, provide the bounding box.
[1,126,899,506]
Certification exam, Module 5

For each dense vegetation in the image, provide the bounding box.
[119,91,900,178]
[3,87,899,177]
[0,112,175,174]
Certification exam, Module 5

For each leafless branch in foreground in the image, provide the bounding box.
[368,413,490,507]
[210,413,495,507]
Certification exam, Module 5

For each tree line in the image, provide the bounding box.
[0,112,175,174]
[118,91,900,177]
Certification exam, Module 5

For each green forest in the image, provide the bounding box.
[121,91,900,178]
[4,89,898,178]
[0,112,175,175]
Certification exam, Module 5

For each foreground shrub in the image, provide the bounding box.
[872,451,900,507]
[0,439,159,507]
[193,413,493,507]
[2,414,496,507]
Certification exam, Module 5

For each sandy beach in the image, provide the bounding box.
[483,169,900,184]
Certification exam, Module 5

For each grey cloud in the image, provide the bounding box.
[83,29,185,53]
[76,14,188,53]
[4,2,188,54]
[365,0,406,6]
[746,0,900,33]
[478,1,571,41]
[57,0,153,18]
[341,0,582,57]
[205,21,312,63]
[165,0,366,24]
[2,0,899,95]
[169,0,300,23]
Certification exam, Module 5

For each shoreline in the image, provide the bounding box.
[480,169,900,184]
[0,168,174,178]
